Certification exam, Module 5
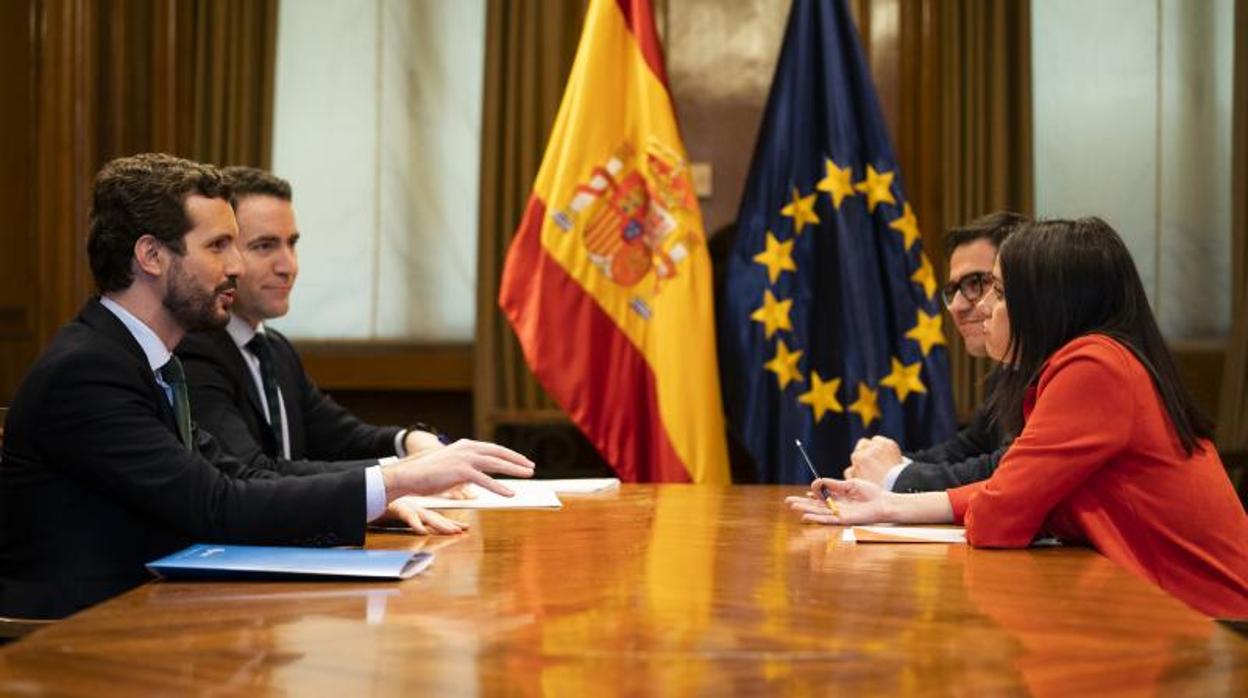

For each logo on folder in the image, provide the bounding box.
[551,141,702,320]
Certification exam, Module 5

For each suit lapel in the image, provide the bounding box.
[211,329,282,456]
[214,330,267,424]
[79,298,180,433]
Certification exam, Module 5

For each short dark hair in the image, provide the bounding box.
[87,153,231,293]
[944,211,1029,259]
[986,217,1213,454]
[222,166,292,206]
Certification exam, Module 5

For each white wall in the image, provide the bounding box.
[1032,0,1232,339]
[271,0,485,340]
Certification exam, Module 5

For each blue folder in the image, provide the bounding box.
[147,544,435,581]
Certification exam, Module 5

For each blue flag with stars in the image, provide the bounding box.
[719,0,956,484]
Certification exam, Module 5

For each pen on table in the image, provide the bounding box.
[795,439,840,516]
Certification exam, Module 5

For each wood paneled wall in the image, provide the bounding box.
[0,0,94,405]
[0,0,36,405]
[0,0,274,404]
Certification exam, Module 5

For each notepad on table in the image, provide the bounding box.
[398,480,563,510]
[147,544,435,580]
[531,478,620,494]
[841,525,967,544]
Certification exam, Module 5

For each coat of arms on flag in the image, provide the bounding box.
[499,0,729,484]
[551,141,700,310]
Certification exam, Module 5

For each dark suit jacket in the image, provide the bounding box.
[0,299,366,619]
[176,326,402,467]
[893,371,1009,493]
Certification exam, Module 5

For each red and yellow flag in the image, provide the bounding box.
[499,0,729,483]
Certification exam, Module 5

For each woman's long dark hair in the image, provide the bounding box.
[986,217,1214,454]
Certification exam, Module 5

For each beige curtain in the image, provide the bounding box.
[1218,0,1248,451]
[937,0,1033,422]
[473,0,586,440]
[177,0,278,168]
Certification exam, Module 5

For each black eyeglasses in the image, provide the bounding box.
[941,271,993,308]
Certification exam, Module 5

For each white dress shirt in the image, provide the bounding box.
[225,315,292,459]
[882,457,912,492]
[100,296,172,382]
[100,297,187,414]
[227,315,408,457]
[225,315,389,521]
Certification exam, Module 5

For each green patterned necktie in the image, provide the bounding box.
[159,356,193,450]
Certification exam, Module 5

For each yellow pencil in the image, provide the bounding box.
[824,495,840,516]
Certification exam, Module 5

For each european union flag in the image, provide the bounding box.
[719,0,956,484]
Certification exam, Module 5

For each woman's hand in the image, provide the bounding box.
[785,477,895,525]
[786,478,956,526]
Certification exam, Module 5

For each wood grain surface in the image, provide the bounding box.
[1,485,1244,695]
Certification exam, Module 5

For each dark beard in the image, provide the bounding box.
[164,257,235,332]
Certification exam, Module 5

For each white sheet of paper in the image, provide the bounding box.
[398,480,563,510]
[841,525,967,544]
[514,478,619,494]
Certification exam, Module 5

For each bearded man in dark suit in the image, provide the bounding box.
[0,154,532,619]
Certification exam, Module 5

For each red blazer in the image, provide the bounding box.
[948,334,1248,618]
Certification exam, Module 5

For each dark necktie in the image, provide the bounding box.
[245,334,285,449]
[158,356,193,450]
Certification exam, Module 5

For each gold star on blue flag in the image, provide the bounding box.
[718,0,956,484]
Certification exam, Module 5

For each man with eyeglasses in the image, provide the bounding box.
[844,211,1028,492]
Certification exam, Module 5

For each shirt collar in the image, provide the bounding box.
[225,313,266,349]
[99,296,172,373]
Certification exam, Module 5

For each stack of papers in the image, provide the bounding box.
[527,478,619,494]
[399,480,562,510]
[841,526,967,544]
[397,478,620,511]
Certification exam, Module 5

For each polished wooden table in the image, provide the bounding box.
[1,485,1245,695]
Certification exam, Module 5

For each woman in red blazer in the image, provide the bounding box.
[790,217,1248,618]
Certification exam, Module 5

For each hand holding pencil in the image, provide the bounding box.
[794,439,841,516]
[786,476,894,526]
[789,440,896,525]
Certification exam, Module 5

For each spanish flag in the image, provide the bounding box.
[498,0,729,483]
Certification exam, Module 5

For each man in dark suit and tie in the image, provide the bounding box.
[0,153,534,619]
[843,212,1025,492]
[175,167,466,534]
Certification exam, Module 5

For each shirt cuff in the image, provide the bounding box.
[393,429,408,458]
[364,465,388,522]
[881,457,912,492]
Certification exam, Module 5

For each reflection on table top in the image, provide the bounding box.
[1,485,1245,695]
